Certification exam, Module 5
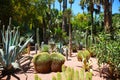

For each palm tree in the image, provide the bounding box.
[62,0,67,31]
[68,0,74,57]
[58,0,63,11]
[47,0,55,9]
[79,0,94,26]
[79,0,95,47]
[104,0,113,33]
[95,0,120,38]
[69,0,74,8]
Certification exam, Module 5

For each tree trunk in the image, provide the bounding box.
[60,3,62,11]
[104,0,112,33]
[62,0,67,32]
[90,0,94,44]
[69,25,72,57]
[43,18,47,43]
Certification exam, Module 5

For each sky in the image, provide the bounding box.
[54,0,120,15]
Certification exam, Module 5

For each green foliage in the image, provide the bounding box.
[41,44,49,52]
[32,52,51,64]
[95,32,120,78]
[54,27,68,43]
[0,25,33,70]
[50,52,65,64]
[88,46,96,57]
[34,74,42,80]
[72,13,90,31]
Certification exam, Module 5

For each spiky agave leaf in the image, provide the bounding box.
[11,62,20,69]
[18,36,33,54]
[0,49,6,67]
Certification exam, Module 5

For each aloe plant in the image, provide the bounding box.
[0,24,33,79]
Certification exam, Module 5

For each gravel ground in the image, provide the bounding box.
[1,52,106,80]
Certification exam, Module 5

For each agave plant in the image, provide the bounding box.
[0,25,33,79]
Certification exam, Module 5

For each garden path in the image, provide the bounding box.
[1,51,106,80]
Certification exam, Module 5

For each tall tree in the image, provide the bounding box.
[47,0,55,9]
[69,0,74,8]
[68,0,74,57]
[62,0,67,31]
[58,0,63,11]
[0,0,13,26]
[95,0,120,38]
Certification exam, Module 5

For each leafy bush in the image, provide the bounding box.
[88,46,96,57]
[95,33,120,78]
[41,44,49,52]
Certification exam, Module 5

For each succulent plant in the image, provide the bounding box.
[52,66,92,80]
[52,76,56,80]
[32,52,51,65]
[62,64,66,72]
[50,52,65,72]
[50,52,65,64]
[0,21,33,79]
[32,52,51,73]
[56,72,62,80]
[79,68,85,80]
[34,74,42,80]
[0,26,33,69]
[86,72,92,80]
[77,50,90,61]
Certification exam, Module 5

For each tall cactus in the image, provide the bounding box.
[36,28,40,51]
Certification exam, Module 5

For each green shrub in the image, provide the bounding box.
[33,52,51,64]
[41,44,49,52]
[88,46,96,57]
[95,33,120,78]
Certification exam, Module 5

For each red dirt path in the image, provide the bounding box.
[1,52,106,80]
